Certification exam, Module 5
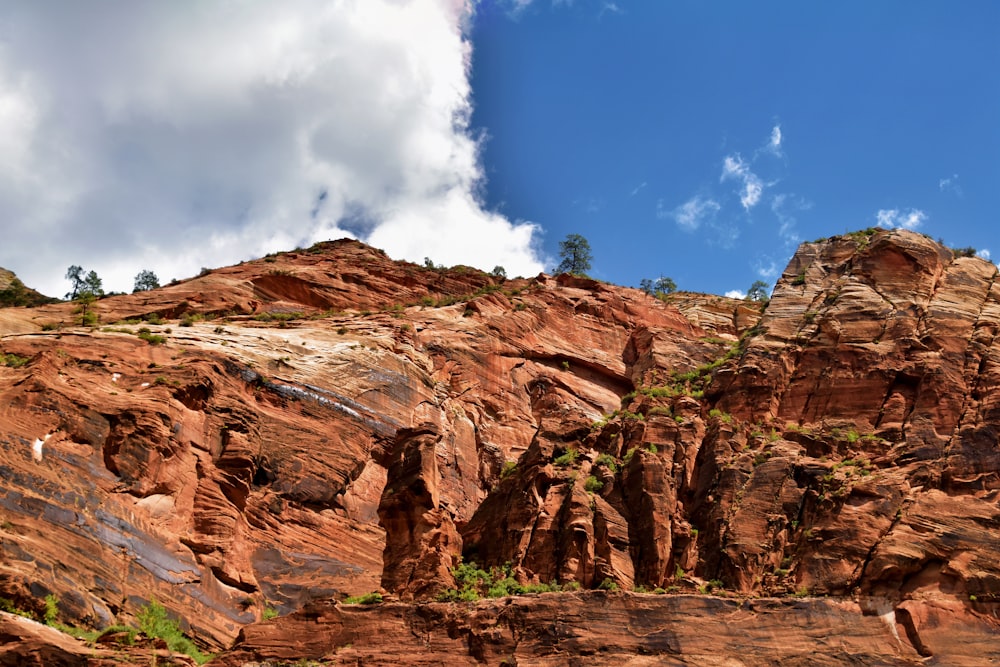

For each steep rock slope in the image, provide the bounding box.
[1,231,998,664]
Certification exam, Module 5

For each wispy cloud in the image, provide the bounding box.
[977,248,991,260]
[661,195,721,231]
[720,154,764,210]
[598,2,623,18]
[574,196,605,213]
[762,124,783,157]
[506,0,536,17]
[770,194,811,248]
[939,173,963,197]
[876,208,927,229]
[754,258,779,280]
[629,181,647,197]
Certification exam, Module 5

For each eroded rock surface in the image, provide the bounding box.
[2,230,999,663]
[215,593,999,666]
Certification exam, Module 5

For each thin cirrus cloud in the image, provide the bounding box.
[0,0,545,297]
[875,208,927,229]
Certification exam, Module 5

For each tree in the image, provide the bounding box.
[83,270,104,298]
[556,234,593,275]
[0,277,28,307]
[133,269,160,293]
[640,276,677,298]
[65,265,84,300]
[490,265,507,279]
[746,280,770,302]
[65,265,104,301]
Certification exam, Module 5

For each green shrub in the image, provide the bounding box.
[597,578,619,592]
[343,592,383,605]
[437,561,564,602]
[553,448,578,467]
[595,453,618,472]
[136,597,212,664]
[1,353,30,368]
[136,328,166,345]
[43,594,59,624]
[584,475,603,493]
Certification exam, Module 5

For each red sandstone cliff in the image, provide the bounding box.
[1,230,998,665]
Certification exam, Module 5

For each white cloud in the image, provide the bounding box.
[770,125,782,150]
[770,194,811,248]
[763,124,783,157]
[724,289,746,299]
[0,1,545,296]
[662,195,721,231]
[939,173,963,197]
[720,154,764,210]
[876,208,927,229]
[755,260,779,280]
[977,249,991,260]
[629,181,647,197]
[599,2,623,17]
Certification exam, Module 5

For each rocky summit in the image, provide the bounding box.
[1,229,999,666]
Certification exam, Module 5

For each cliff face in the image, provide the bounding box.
[1,230,999,665]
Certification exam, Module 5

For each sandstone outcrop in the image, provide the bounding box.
[2,230,999,663]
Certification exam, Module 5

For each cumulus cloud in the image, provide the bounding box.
[875,208,927,229]
[724,289,746,299]
[0,1,545,296]
[977,249,991,260]
[661,195,721,231]
[720,154,764,210]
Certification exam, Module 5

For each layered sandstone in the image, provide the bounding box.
[1,230,999,664]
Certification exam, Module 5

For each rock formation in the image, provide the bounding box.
[1,230,998,664]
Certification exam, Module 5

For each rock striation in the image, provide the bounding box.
[1,230,999,664]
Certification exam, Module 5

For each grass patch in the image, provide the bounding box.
[1,353,30,368]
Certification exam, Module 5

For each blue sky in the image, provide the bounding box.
[0,1,996,298]
[468,1,999,295]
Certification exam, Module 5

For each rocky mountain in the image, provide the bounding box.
[0,267,58,308]
[1,229,998,665]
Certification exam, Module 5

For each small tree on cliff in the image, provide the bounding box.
[640,276,677,298]
[66,265,104,301]
[133,269,160,293]
[746,280,770,302]
[556,234,593,276]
